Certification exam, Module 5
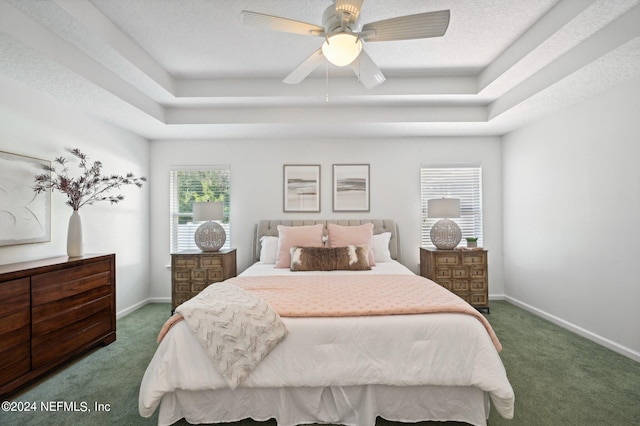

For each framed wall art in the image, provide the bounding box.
[283,164,321,212]
[0,151,51,246]
[333,164,370,212]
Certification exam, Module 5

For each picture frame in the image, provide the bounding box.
[333,164,370,212]
[0,151,51,246]
[283,164,321,212]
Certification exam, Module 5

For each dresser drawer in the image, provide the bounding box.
[0,278,30,386]
[0,278,30,315]
[31,260,112,307]
[0,341,29,385]
[32,305,112,369]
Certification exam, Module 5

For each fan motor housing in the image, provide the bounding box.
[323,5,357,33]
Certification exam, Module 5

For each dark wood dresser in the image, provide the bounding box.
[171,249,237,312]
[0,254,116,398]
[420,247,489,313]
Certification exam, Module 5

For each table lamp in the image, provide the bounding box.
[428,198,461,250]
[193,201,225,251]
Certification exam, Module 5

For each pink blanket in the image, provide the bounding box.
[228,274,502,352]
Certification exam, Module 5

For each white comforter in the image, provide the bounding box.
[139,262,514,425]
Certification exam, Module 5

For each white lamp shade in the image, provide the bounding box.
[193,201,223,222]
[427,198,460,218]
[322,33,362,67]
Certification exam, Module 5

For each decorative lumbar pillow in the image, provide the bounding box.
[275,224,324,268]
[326,223,376,266]
[290,245,371,271]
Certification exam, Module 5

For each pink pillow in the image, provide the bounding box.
[326,223,376,266]
[275,224,324,268]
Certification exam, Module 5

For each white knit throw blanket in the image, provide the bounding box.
[175,282,288,389]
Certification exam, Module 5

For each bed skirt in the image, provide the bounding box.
[156,384,490,426]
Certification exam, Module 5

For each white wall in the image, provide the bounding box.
[502,76,640,361]
[0,78,151,317]
[148,137,504,301]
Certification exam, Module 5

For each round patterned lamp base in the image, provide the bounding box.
[430,218,461,250]
[195,221,226,252]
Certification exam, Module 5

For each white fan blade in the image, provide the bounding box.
[349,50,385,89]
[361,10,450,42]
[240,10,324,36]
[335,0,365,22]
[283,49,325,84]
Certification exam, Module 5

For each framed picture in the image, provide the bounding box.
[283,164,321,212]
[0,151,51,246]
[333,164,370,212]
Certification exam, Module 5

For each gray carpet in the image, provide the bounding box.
[1,301,639,426]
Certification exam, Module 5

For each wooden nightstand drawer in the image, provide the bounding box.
[436,279,453,290]
[190,269,208,281]
[471,280,487,291]
[453,267,468,278]
[470,267,486,278]
[462,254,485,266]
[436,268,452,279]
[470,293,488,305]
[174,257,198,268]
[435,254,459,265]
[174,270,190,281]
[207,269,224,281]
[200,256,223,268]
[453,280,470,292]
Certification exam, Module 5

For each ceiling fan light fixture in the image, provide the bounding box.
[321,33,362,67]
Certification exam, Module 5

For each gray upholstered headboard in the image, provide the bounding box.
[253,219,400,263]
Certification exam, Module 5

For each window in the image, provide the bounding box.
[170,167,231,252]
[420,165,483,248]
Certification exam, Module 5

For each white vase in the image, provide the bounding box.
[67,210,84,257]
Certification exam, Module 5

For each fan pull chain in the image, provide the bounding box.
[326,62,329,103]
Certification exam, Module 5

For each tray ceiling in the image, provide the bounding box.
[1,0,639,140]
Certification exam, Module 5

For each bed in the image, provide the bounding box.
[139,219,514,426]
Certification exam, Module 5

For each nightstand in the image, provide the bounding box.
[420,247,489,313]
[170,249,237,312]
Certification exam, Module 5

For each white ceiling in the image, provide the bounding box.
[1,0,639,140]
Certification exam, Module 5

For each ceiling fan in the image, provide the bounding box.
[240,0,450,89]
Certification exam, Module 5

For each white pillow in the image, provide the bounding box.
[371,232,392,262]
[259,236,279,263]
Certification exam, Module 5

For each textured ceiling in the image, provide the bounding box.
[1,0,639,140]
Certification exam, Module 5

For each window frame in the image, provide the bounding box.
[169,166,231,253]
[420,165,483,249]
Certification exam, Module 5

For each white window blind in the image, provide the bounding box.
[420,166,483,248]
[170,167,231,253]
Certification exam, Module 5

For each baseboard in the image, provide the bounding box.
[505,296,640,363]
[116,297,171,319]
